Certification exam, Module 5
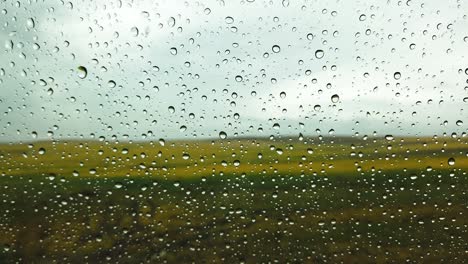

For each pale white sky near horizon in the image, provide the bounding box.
[0,0,467,141]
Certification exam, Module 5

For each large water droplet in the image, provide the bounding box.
[77,66,87,79]
[168,17,176,27]
[131,26,139,37]
[272,45,281,53]
[26,18,35,28]
[331,94,340,103]
[108,80,116,88]
[225,16,234,24]
[219,131,227,139]
[448,158,455,166]
[315,49,324,59]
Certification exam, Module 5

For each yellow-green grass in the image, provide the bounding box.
[0,136,466,179]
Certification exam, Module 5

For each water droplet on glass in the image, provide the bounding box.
[108,80,116,88]
[280,92,286,98]
[235,75,243,82]
[315,49,324,59]
[4,40,13,50]
[170,47,178,55]
[38,148,46,155]
[77,66,87,79]
[448,158,455,166]
[219,131,227,139]
[272,45,281,53]
[168,17,176,27]
[456,120,463,126]
[131,26,139,37]
[168,106,175,113]
[225,16,234,24]
[26,18,35,28]
[331,94,340,103]
[394,72,401,80]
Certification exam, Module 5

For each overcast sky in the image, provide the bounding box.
[0,0,467,142]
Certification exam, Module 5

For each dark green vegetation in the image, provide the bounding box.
[0,136,467,263]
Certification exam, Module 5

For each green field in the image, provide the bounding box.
[0,136,467,263]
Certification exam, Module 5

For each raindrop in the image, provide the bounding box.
[168,17,176,27]
[38,148,46,155]
[225,16,234,24]
[315,49,324,59]
[235,75,243,82]
[170,47,178,55]
[26,18,35,28]
[280,92,286,98]
[77,66,87,79]
[394,72,401,80]
[131,26,139,37]
[219,131,227,139]
[331,94,340,103]
[448,157,455,166]
[168,106,175,113]
[108,80,116,88]
[385,135,394,141]
[272,45,281,53]
[456,120,463,126]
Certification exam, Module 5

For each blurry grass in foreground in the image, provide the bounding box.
[0,136,467,262]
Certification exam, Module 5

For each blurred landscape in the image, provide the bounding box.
[0,135,467,263]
